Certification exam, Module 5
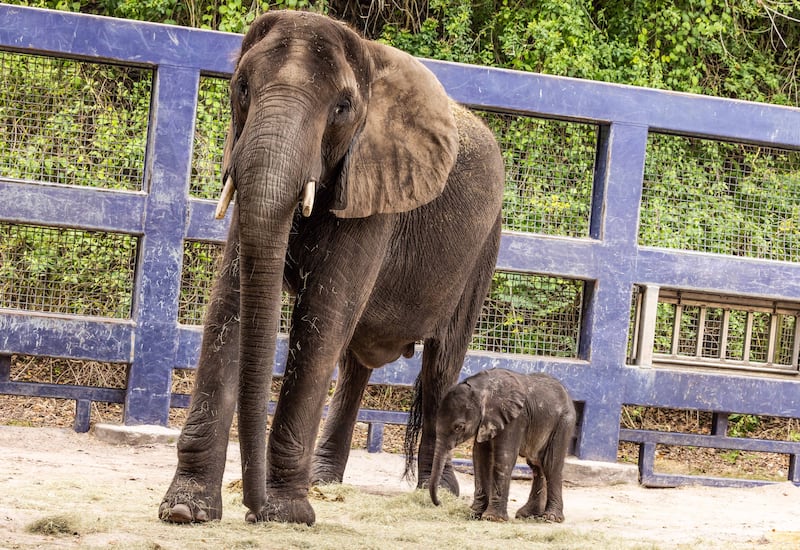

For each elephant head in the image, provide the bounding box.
[214,11,459,512]
[429,372,527,506]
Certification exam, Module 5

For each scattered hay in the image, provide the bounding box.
[26,514,81,536]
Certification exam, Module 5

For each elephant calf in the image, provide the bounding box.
[429,368,576,523]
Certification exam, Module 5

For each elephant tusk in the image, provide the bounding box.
[215,176,235,219]
[301,180,315,217]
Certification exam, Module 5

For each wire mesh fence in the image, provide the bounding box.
[478,112,597,237]
[186,80,600,238]
[640,134,800,261]
[191,76,229,199]
[0,51,151,190]
[0,222,137,318]
[179,239,293,330]
[471,271,583,357]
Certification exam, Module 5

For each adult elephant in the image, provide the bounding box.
[160,10,504,526]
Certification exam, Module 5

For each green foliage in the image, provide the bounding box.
[728,413,761,437]
[381,0,800,106]
[0,52,150,190]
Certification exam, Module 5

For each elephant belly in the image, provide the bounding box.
[349,337,416,369]
[520,423,556,462]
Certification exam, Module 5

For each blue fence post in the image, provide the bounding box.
[124,65,200,425]
[367,422,385,453]
[573,122,650,461]
[0,355,9,383]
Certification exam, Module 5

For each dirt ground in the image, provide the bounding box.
[2,426,800,549]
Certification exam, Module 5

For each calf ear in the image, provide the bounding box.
[476,379,527,442]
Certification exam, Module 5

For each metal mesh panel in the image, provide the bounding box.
[0,223,137,318]
[631,288,799,372]
[726,310,747,361]
[11,354,127,389]
[191,76,229,199]
[702,308,724,358]
[678,306,700,355]
[750,312,771,363]
[653,302,674,354]
[179,239,293,329]
[472,271,583,357]
[180,252,584,358]
[179,241,222,325]
[776,315,798,365]
[640,134,800,261]
[478,112,597,237]
[0,51,150,190]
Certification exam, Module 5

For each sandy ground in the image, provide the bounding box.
[1,426,800,549]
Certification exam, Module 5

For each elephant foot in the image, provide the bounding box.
[480,508,508,522]
[246,495,316,526]
[469,498,487,519]
[159,476,222,523]
[310,461,345,486]
[516,505,564,523]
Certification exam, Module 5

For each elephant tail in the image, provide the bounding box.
[402,373,423,481]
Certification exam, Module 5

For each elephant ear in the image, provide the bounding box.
[331,41,459,218]
[476,376,527,443]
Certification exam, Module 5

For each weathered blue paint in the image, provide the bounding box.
[0,312,133,362]
[124,65,201,425]
[0,181,146,234]
[2,5,800,488]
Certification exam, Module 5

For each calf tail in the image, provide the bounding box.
[402,374,423,481]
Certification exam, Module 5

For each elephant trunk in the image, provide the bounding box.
[429,440,451,506]
[237,231,286,514]
[234,145,312,515]
[223,98,324,516]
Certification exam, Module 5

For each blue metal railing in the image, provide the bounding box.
[2,5,800,486]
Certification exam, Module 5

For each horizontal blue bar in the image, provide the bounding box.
[0,380,125,403]
[0,4,238,74]
[185,199,230,242]
[634,247,800,300]
[425,59,800,148]
[640,472,778,489]
[620,428,800,455]
[623,366,800,417]
[0,311,133,362]
[0,180,145,234]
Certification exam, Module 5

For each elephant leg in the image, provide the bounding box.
[160,219,241,523]
[469,441,492,519]
[515,460,547,520]
[311,350,372,484]
[250,220,389,525]
[481,432,520,522]
[414,215,501,490]
[537,416,573,523]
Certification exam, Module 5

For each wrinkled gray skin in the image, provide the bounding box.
[159,11,504,526]
[430,369,576,523]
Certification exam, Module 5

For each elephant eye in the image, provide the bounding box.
[333,97,352,117]
[237,77,249,106]
[454,422,465,433]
